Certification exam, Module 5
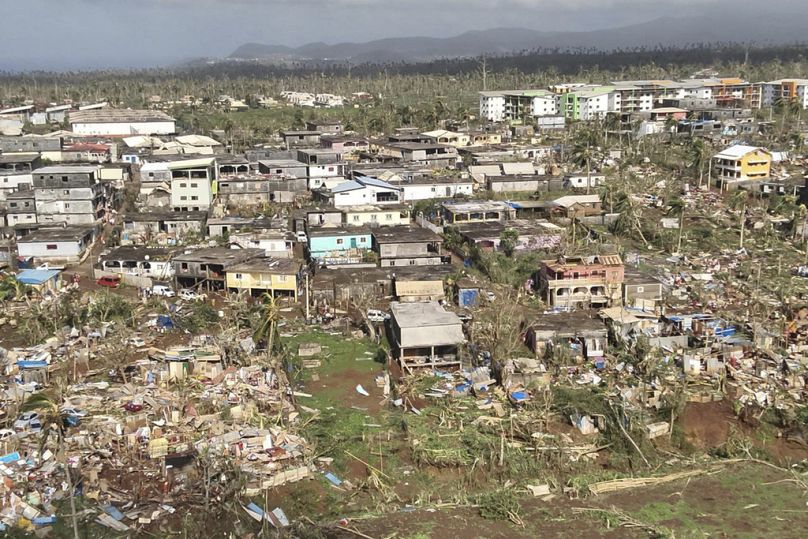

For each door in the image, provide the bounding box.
[350,238,357,249]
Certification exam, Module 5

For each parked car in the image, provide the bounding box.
[296,231,308,243]
[151,284,175,297]
[60,407,88,418]
[123,402,143,413]
[127,336,147,348]
[14,411,42,432]
[97,275,121,288]
[0,428,16,441]
[366,309,390,323]
[179,288,202,301]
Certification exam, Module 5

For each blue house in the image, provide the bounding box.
[308,227,372,266]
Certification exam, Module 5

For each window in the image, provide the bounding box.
[353,215,360,221]
[180,196,187,201]
[336,238,344,245]
[61,176,68,181]
[148,172,154,178]
[64,203,70,209]
[181,263,189,270]
[180,183,187,188]
[235,273,243,279]
[360,237,367,243]
[636,286,645,293]
[409,260,416,265]
[277,275,287,282]
[190,183,198,188]
[386,214,392,220]
[190,196,198,201]
[63,190,69,195]
[46,244,58,250]
[9,202,16,208]
[431,186,436,192]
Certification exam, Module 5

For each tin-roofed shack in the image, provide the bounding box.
[390,301,465,373]
[525,311,608,361]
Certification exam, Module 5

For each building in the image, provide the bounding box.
[762,79,808,109]
[623,268,664,311]
[15,268,62,294]
[68,109,176,136]
[342,205,411,227]
[280,130,321,148]
[538,254,624,309]
[372,225,444,267]
[0,136,62,162]
[456,220,564,254]
[712,145,772,188]
[308,227,372,266]
[218,174,307,206]
[394,176,474,202]
[32,165,105,225]
[421,130,470,147]
[0,154,39,201]
[479,90,558,122]
[172,247,264,290]
[98,246,176,280]
[121,210,207,245]
[524,312,608,361]
[306,120,343,134]
[17,225,97,263]
[389,301,465,373]
[168,158,217,211]
[373,142,459,168]
[441,200,515,224]
[225,257,300,299]
[322,176,402,207]
[4,189,38,226]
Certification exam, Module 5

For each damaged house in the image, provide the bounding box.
[390,301,465,373]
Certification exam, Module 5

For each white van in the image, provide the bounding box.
[151,284,176,297]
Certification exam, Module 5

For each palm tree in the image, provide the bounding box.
[728,190,749,249]
[570,128,601,194]
[687,138,708,188]
[666,196,687,254]
[253,292,281,360]
[21,391,80,539]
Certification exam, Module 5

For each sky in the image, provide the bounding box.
[1,0,806,71]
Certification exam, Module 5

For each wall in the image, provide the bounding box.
[72,121,176,136]
[18,240,84,261]
[344,210,408,227]
[93,268,154,288]
[402,183,472,201]
[226,271,297,296]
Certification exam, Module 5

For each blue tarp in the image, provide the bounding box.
[102,505,125,521]
[157,315,175,329]
[458,288,479,307]
[16,269,60,285]
[324,472,342,486]
[17,360,48,369]
[0,452,20,464]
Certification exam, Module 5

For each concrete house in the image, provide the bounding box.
[32,165,105,225]
[172,247,264,290]
[713,145,771,189]
[225,257,301,299]
[538,254,624,309]
[323,176,402,207]
[308,227,372,266]
[373,142,459,168]
[121,210,207,245]
[372,225,444,267]
[525,312,608,361]
[0,154,39,201]
[17,225,97,263]
[4,189,38,226]
[390,301,465,373]
[306,120,343,134]
[280,130,321,148]
[342,205,411,227]
[98,246,176,280]
[441,200,515,224]
[168,157,216,211]
[395,177,473,201]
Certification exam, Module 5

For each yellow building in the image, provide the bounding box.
[342,205,411,227]
[421,130,470,147]
[469,132,502,146]
[226,258,300,299]
[713,145,771,189]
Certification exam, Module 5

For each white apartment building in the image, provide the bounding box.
[479,92,507,122]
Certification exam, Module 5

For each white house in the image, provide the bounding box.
[325,176,402,207]
[399,178,474,201]
[167,157,216,212]
[17,226,97,263]
[577,90,612,120]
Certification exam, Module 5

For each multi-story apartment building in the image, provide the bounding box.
[479,90,558,122]
[712,145,772,188]
[762,79,808,109]
[32,165,105,225]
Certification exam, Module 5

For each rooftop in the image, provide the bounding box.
[390,301,463,329]
[228,257,299,274]
[172,247,265,264]
[34,165,100,175]
[372,225,440,244]
[18,225,95,243]
[123,210,208,222]
[100,246,176,262]
[69,109,175,124]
